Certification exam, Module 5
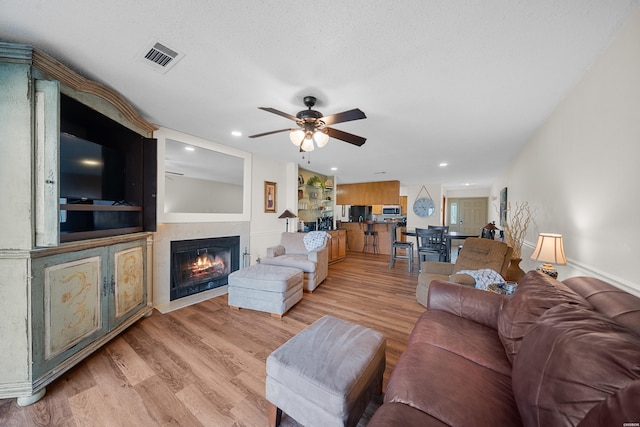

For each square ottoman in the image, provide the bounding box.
[228,264,303,318]
[266,315,386,427]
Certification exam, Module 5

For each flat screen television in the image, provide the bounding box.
[59,132,127,202]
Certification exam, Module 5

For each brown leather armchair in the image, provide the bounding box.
[416,237,512,307]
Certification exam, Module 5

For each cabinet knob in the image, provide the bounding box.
[45,179,55,184]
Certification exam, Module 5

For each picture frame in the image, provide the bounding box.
[264,181,277,213]
[499,187,508,227]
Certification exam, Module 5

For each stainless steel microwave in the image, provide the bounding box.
[382,206,401,215]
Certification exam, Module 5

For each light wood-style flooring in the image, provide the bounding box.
[0,252,424,426]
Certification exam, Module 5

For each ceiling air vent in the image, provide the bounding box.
[139,39,184,74]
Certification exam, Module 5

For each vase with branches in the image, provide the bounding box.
[502,201,532,281]
[503,201,532,259]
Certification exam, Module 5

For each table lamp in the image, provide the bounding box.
[278,209,297,232]
[482,222,499,239]
[530,233,567,278]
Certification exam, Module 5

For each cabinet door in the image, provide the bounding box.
[34,79,60,247]
[31,247,108,378]
[337,231,347,258]
[329,237,339,262]
[108,239,147,330]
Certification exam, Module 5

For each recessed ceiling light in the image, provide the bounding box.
[331,167,338,171]
[231,131,242,137]
[439,162,448,167]
[185,146,195,151]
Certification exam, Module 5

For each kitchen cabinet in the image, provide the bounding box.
[0,42,155,405]
[335,180,400,205]
[328,229,347,263]
[400,196,408,215]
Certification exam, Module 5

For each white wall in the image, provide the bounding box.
[405,184,444,228]
[446,188,490,199]
[249,157,297,263]
[491,9,640,296]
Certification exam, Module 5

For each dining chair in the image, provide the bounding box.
[415,228,447,271]
[428,225,450,262]
[389,225,414,272]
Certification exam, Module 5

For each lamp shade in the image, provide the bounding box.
[289,129,304,146]
[301,136,315,152]
[530,233,567,265]
[313,129,329,147]
[278,209,297,219]
[278,209,297,232]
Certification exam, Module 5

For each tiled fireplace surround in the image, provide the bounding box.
[153,221,250,313]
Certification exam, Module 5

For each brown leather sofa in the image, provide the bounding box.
[416,237,512,307]
[369,271,640,426]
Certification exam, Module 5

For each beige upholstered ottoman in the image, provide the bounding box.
[266,315,386,427]
[228,264,303,318]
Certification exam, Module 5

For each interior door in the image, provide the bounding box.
[447,197,488,236]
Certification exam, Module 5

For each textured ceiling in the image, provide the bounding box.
[1,1,638,188]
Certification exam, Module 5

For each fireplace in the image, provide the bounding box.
[170,236,240,300]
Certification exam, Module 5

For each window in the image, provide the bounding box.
[450,202,458,225]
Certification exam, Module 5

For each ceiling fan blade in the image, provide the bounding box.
[326,127,367,146]
[258,107,298,122]
[248,128,294,138]
[322,108,366,126]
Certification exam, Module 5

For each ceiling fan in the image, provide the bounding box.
[248,96,367,152]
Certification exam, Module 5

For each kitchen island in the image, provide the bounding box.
[340,221,405,255]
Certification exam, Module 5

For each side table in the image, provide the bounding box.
[487,282,518,295]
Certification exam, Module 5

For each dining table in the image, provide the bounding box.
[402,229,479,263]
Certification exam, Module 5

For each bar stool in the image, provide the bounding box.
[389,225,414,272]
[361,220,378,254]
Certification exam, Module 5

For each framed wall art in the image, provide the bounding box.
[264,181,277,213]
[499,187,508,227]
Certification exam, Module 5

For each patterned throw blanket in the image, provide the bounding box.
[456,268,505,290]
[303,231,330,251]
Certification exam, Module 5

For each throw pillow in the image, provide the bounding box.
[497,271,591,364]
[512,303,640,427]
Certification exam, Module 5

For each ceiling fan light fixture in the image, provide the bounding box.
[250,95,367,150]
[313,129,329,147]
[289,129,304,146]
[301,137,315,152]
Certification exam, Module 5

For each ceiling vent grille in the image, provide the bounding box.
[139,39,184,74]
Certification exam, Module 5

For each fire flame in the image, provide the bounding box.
[190,253,226,277]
